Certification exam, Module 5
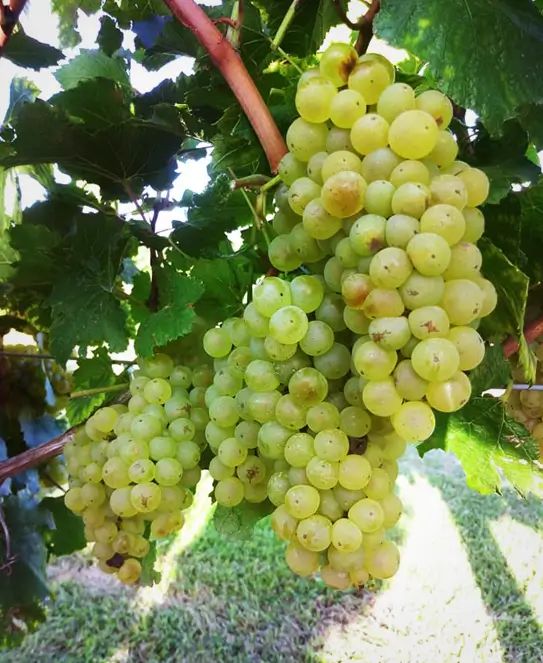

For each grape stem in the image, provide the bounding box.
[355,0,381,55]
[0,0,30,55]
[70,384,129,399]
[503,316,543,358]
[271,0,303,49]
[163,0,288,172]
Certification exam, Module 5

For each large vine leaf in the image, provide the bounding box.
[376,0,543,133]
[52,0,102,48]
[469,343,511,396]
[419,397,543,498]
[54,51,131,90]
[478,238,535,383]
[3,32,63,70]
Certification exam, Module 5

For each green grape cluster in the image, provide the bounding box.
[63,354,211,584]
[201,44,496,589]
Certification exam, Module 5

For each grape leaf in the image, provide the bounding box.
[419,397,543,497]
[478,238,535,384]
[213,500,274,540]
[0,234,17,281]
[2,77,40,125]
[66,350,117,425]
[52,0,102,48]
[469,342,511,396]
[98,16,124,56]
[55,50,131,90]
[3,32,63,70]
[376,0,543,133]
[134,265,205,357]
[140,540,161,586]
[41,497,86,557]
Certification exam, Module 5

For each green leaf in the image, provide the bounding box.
[55,51,131,90]
[3,32,63,70]
[52,0,102,48]
[213,500,274,540]
[420,397,543,497]
[134,265,205,357]
[140,540,161,586]
[98,16,124,56]
[41,497,86,557]
[376,0,543,133]
[254,0,343,57]
[478,238,535,383]
[2,78,40,125]
[469,342,511,396]
[0,233,18,281]
[66,350,117,425]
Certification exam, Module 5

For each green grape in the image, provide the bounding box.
[285,541,320,576]
[348,498,385,533]
[275,183,292,212]
[406,232,451,277]
[271,504,298,541]
[288,466,308,487]
[340,273,373,309]
[379,492,403,528]
[257,421,292,459]
[318,489,343,522]
[343,307,369,335]
[415,90,453,128]
[268,306,309,345]
[279,152,307,186]
[411,337,460,382]
[101,457,130,489]
[192,364,213,388]
[288,276,324,314]
[427,130,458,167]
[273,208,300,235]
[306,402,340,433]
[333,484,366,511]
[307,151,328,184]
[338,455,372,491]
[392,401,436,442]
[303,198,342,240]
[330,88,367,128]
[321,171,367,219]
[94,521,118,545]
[350,113,390,154]
[163,395,191,422]
[253,277,292,317]
[377,82,415,122]
[233,419,260,453]
[326,128,356,153]
[65,487,86,513]
[288,178,322,215]
[389,110,438,159]
[379,431,407,462]
[426,370,471,413]
[244,360,280,392]
[328,544,365,573]
[128,394,147,415]
[348,61,391,104]
[462,207,485,243]
[169,365,192,389]
[296,514,332,551]
[267,471,291,506]
[349,214,386,256]
[147,435,175,461]
[331,517,363,552]
[155,458,183,486]
[305,456,339,490]
[114,413,135,436]
[370,247,413,289]
[264,336,297,362]
[349,567,370,588]
[118,438,150,465]
[228,347,255,378]
[365,540,400,579]
[364,179,395,217]
[441,279,483,325]
[408,305,450,340]
[335,237,359,268]
[138,354,174,379]
[243,303,269,339]
[323,256,344,292]
[390,160,430,188]
[168,417,196,443]
[93,407,119,433]
[353,341,397,379]
[81,462,102,484]
[190,407,209,432]
[268,235,303,273]
[288,367,328,407]
[313,343,351,380]
[209,457,235,480]
[339,406,371,438]
[286,118,329,162]
[361,148,401,183]
[209,396,239,428]
[393,359,429,401]
[321,150,363,181]
[283,432,314,467]
[442,241,482,280]
[109,487,138,517]
[214,368,243,397]
[248,390,282,423]
[457,167,490,207]
[364,467,392,500]
[285,484,321,519]
[218,437,249,468]
[447,326,485,371]
[419,204,465,246]
[297,68,321,87]
[399,271,445,310]
[343,376,362,407]
[92,542,115,561]
[276,395,307,431]
[142,378,171,405]
[368,316,411,351]
[313,428,349,463]
[176,440,201,469]
[320,42,358,87]
[391,182,431,219]
[131,482,162,513]
[203,327,232,358]
[362,379,403,417]
[215,477,245,507]
[180,466,201,489]
[430,174,468,210]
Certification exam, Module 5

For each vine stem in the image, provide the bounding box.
[271,0,303,49]
[503,316,543,358]
[163,0,287,172]
[355,0,381,55]
[0,0,29,55]
[70,384,128,399]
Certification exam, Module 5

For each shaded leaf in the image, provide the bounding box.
[3,32,63,70]
[66,350,117,425]
[140,540,161,586]
[376,0,543,133]
[191,257,253,322]
[469,342,511,396]
[2,78,40,125]
[41,497,86,557]
[213,500,274,540]
[55,51,131,90]
[98,16,124,56]
[52,0,102,48]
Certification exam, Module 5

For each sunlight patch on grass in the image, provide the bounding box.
[490,515,543,627]
[319,471,503,663]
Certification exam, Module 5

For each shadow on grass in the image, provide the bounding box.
[403,450,543,663]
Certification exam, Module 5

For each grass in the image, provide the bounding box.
[2,447,543,663]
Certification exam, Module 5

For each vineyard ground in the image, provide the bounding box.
[2,448,543,663]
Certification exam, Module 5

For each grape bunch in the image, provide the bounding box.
[63,354,211,584]
[200,44,497,589]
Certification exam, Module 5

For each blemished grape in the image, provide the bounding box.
[321,171,367,218]
[399,271,445,309]
[415,90,453,128]
[457,167,490,207]
[361,148,401,183]
[406,232,451,276]
[426,370,472,413]
[430,174,468,209]
[296,514,333,551]
[419,204,466,246]
[391,182,431,219]
[307,151,328,184]
[285,541,320,576]
[369,316,411,351]
[253,277,292,317]
[393,359,429,401]
[441,279,484,325]
[369,246,413,289]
